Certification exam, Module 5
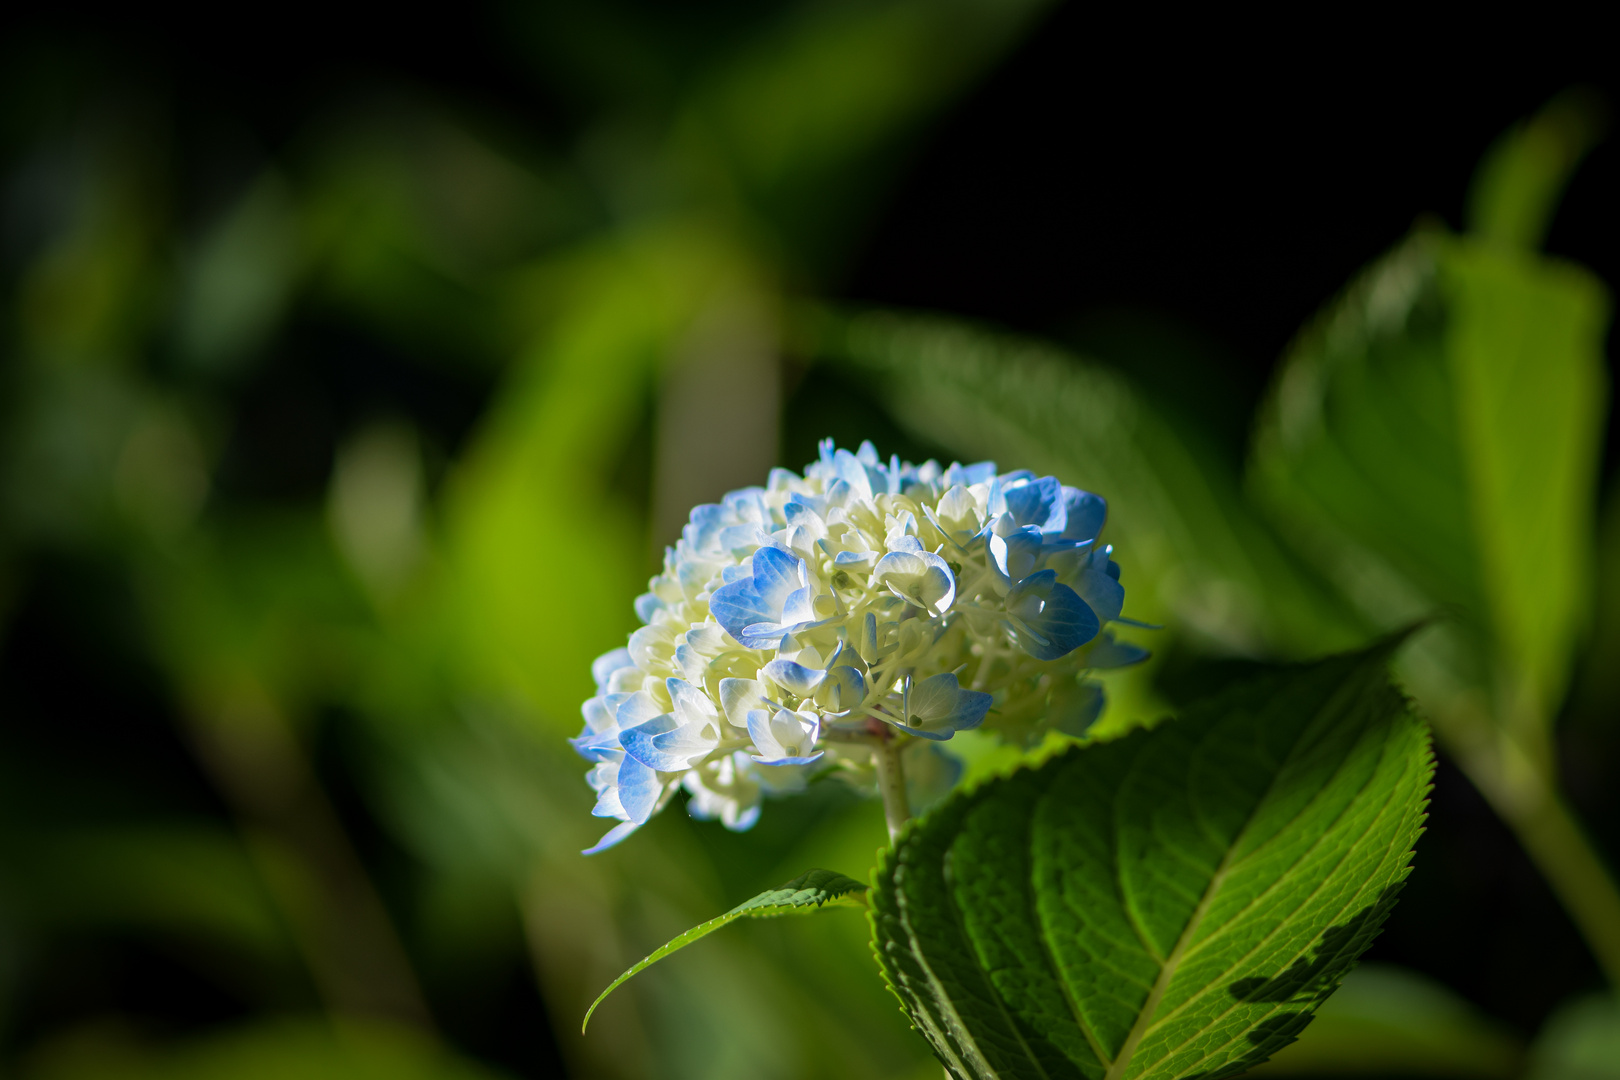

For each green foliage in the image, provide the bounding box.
[24,1019,505,1080]
[799,306,1365,661]
[1251,230,1610,732]
[870,640,1432,1080]
[583,870,869,1032]
[1253,964,1524,1077]
[1527,994,1620,1080]
[1468,90,1606,251]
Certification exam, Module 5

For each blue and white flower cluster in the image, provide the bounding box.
[572,440,1146,853]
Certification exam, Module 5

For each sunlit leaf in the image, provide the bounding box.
[1251,230,1610,726]
[871,639,1431,1080]
[583,869,868,1032]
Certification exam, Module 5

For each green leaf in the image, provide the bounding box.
[582,868,868,1033]
[1528,993,1620,1080]
[1467,90,1606,251]
[870,639,1432,1080]
[1251,963,1524,1077]
[1250,230,1610,727]
[800,305,1365,658]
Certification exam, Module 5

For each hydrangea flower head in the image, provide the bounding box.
[573,440,1147,853]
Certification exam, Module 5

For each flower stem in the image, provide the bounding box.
[874,736,912,843]
[1447,718,1620,988]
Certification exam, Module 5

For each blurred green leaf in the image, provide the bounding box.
[440,227,767,725]
[1250,230,1610,728]
[24,1018,508,1080]
[801,306,1363,658]
[1252,963,1524,1077]
[685,0,1052,265]
[1527,993,1620,1080]
[137,512,373,712]
[1468,90,1606,251]
[583,869,867,1032]
[7,824,287,959]
[176,175,301,374]
[871,641,1430,1080]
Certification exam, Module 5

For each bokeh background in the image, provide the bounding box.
[1,3,1617,1078]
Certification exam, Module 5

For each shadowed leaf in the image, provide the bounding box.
[870,639,1432,1080]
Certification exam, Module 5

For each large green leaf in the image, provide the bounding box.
[870,640,1431,1080]
[1250,229,1610,728]
[582,869,868,1032]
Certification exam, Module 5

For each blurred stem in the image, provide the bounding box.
[186,691,434,1027]
[874,736,911,843]
[1442,705,1620,988]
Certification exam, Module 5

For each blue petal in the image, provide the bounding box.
[1076,568,1125,624]
[683,504,726,549]
[780,586,817,625]
[616,755,664,824]
[762,658,826,697]
[890,721,956,741]
[633,593,663,623]
[1011,575,1101,660]
[613,692,663,729]
[1004,476,1062,530]
[989,528,1044,582]
[650,724,717,768]
[752,752,825,766]
[591,648,634,690]
[1114,615,1163,630]
[750,547,803,608]
[620,714,686,772]
[738,622,791,650]
[1060,488,1107,543]
[1051,680,1105,737]
[709,580,772,642]
[582,820,640,855]
[783,494,827,522]
[1088,635,1151,669]
[569,730,621,761]
[953,688,993,730]
[959,461,998,485]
